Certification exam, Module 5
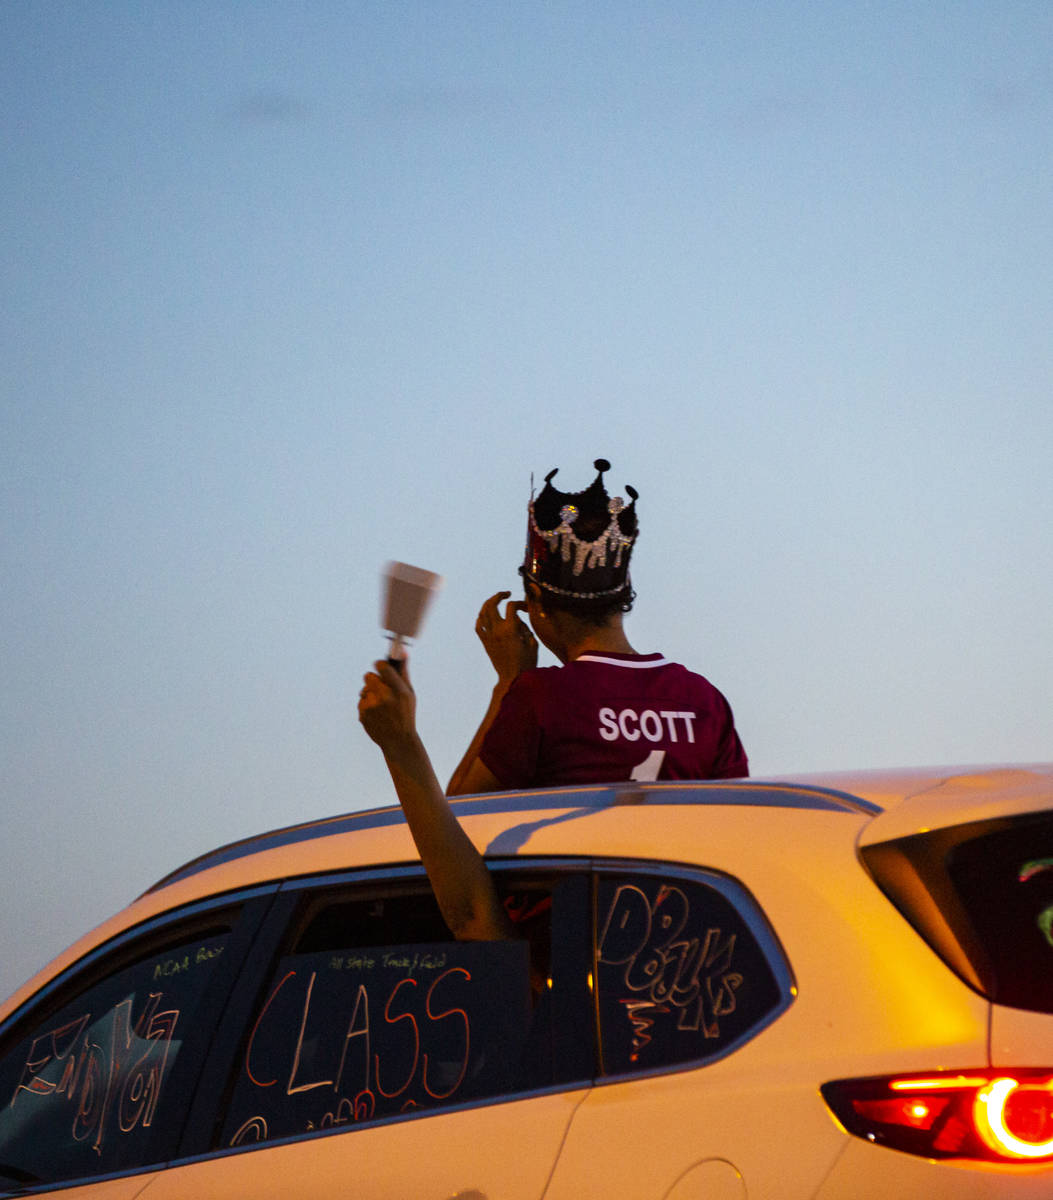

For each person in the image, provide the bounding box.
[446,458,747,794]
[358,457,746,944]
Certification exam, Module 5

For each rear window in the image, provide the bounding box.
[862,811,1053,1012]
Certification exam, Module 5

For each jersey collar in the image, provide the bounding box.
[573,652,670,669]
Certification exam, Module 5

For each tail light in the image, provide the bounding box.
[822,1070,1053,1162]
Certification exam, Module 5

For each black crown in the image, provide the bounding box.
[521,458,639,606]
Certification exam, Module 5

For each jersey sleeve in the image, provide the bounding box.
[479,672,543,789]
[708,693,749,779]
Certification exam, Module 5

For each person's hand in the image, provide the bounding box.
[359,659,418,752]
[475,590,537,683]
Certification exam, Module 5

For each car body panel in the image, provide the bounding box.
[661,1159,746,1200]
[133,1090,587,1200]
[812,1136,1053,1198]
[990,1003,1053,1065]
[547,1056,850,1199]
[849,765,1053,845]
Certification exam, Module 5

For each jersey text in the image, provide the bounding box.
[598,708,697,744]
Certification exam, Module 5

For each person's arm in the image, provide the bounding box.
[358,659,512,941]
[445,680,510,796]
[446,590,537,796]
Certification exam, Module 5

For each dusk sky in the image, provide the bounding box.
[2,1,1050,1002]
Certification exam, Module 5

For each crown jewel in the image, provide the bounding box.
[521,458,639,605]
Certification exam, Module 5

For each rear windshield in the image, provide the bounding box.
[862,811,1053,1013]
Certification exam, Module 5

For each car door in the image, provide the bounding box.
[140,865,595,1200]
[28,1181,159,1200]
[544,863,797,1200]
[135,1091,589,1200]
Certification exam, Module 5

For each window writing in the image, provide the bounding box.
[595,872,784,1074]
[222,938,531,1147]
[0,929,230,1186]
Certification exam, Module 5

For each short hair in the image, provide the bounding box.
[523,570,635,620]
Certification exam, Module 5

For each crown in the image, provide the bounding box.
[520,458,639,607]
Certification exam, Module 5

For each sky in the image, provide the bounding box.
[2,1,1051,1003]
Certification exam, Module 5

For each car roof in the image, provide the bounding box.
[145,777,882,896]
[147,763,1053,897]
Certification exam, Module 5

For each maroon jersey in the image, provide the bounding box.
[480,652,748,789]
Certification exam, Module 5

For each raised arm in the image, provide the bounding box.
[358,659,512,941]
[446,590,537,796]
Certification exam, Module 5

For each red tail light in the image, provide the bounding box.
[822,1071,1053,1162]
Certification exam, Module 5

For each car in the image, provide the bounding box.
[1,763,1052,1198]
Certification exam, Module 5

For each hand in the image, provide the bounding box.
[475,590,537,683]
[359,659,419,752]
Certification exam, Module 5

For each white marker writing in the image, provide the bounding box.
[598,708,697,744]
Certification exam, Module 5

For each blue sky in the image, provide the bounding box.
[2,1,1051,1001]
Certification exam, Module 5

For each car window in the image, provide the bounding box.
[218,872,589,1151]
[946,813,1053,1011]
[223,937,531,1146]
[865,812,1053,1013]
[0,912,240,1189]
[594,868,791,1076]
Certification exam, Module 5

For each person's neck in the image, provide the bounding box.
[564,624,636,661]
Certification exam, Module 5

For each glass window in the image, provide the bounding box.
[0,917,235,1188]
[594,870,788,1076]
[219,875,580,1150]
[864,813,1053,1013]
[946,814,1053,1012]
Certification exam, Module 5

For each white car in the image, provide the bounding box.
[1,764,1052,1198]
